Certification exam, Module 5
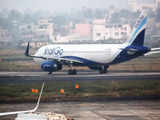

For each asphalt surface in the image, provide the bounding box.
[1,100,160,120]
[0,71,160,81]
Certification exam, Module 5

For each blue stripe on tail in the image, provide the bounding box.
[131,29,145,46]
[128,14,147,46]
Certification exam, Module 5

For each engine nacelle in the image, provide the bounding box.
[41,61,62,72]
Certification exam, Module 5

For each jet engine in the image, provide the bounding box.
[41,61,62,73]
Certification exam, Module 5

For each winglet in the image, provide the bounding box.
[25,42,30,56]
[0,81,45,116]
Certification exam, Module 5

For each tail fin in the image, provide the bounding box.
[126,11,147,46]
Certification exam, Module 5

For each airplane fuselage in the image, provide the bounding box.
[34,43,149,66]
[34,44,124,64]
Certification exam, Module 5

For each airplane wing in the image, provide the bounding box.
[145,47,160,56]
[0,81,45,116]
[25,42,83,64]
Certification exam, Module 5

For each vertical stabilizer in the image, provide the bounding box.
[126,11,147,46]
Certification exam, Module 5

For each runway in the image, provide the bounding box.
[0,71,160,81]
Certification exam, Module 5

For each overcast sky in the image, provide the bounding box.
[0,0,128,13]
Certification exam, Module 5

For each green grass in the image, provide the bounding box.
[0,79,160,102]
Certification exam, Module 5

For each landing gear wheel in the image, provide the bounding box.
[99,65,108,74]
[48,71,52,74]
[68,69,77,75]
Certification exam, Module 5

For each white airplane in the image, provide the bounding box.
[0,81,44,116]
[25,11,160,75]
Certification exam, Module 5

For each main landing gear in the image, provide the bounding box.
[99,65,109,74]
[68,69,77,75]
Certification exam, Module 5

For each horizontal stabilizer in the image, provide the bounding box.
[145,47,160,56]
